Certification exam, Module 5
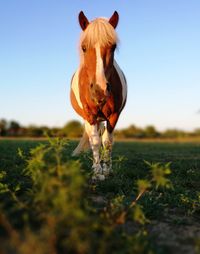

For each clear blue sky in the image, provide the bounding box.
[0,0,200,131]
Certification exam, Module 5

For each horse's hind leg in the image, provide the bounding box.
[85,121,105,180]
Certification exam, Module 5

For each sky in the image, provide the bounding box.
[0,0,200,131]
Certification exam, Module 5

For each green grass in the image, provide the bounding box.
[0,139,200,254]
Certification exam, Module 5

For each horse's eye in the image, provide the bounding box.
[82,45,86,52]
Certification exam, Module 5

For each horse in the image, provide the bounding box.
[70,11,127,180]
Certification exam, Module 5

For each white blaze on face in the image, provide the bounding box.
[95,43,107,92]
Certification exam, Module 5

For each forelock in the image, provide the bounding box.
[80,18,118,48]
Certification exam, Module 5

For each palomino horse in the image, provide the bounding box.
[70,11,127,180]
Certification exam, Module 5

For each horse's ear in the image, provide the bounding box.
[109,11,119,29]
[78,11,89,30]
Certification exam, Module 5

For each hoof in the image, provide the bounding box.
[102,163,112,176]
[92,164,103,175]
[98,174,105,181]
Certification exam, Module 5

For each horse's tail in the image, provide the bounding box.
[72,129,90,156]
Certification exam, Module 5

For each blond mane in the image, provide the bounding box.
[79,18,118,48]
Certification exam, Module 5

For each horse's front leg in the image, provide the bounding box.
[85,121,105,180]
[102,113,118,176]
[102,128,113,176]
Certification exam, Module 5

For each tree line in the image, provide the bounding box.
[0,119,200,139]
[0,119,83,138]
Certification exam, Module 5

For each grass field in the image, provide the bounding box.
[0,139,200,254]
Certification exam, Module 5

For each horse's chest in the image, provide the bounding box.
[96,99,114,119]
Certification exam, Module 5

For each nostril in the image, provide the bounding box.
[90,83,94,88]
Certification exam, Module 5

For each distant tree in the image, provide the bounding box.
[0,119,8,136]
[18,127,27,136]
[26,126,44,137]
[17,125,53,137]
[144,125,160,138]
[115,125,145,139]
[1,118,199,139]
[7,120,21,136]
[51,127,60,137]
[40,126,51,137]
[194,128,200,137]
[163,129,187,138]
[125,125,145,138]
[60,120,83,138]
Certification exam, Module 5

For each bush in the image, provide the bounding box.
[59,120,83,138]
[0,137,173,253]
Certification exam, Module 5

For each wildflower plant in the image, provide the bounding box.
[0,137,173,254]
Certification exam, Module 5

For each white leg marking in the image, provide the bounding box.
[102,128,113,175]
[85,121,105,180]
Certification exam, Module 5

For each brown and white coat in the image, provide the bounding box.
[70,11,127,180]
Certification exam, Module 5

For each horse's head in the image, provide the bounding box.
[78,11,119,100]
